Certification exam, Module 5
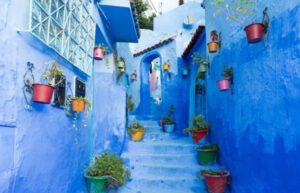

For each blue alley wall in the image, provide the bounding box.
[205,1,300,192]
[117,2,205,134]
[0,0,126,192]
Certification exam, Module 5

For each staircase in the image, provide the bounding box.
[119,120,220,193]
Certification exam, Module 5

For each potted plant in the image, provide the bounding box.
[32,61,63,104]
[182,67,189,76]
[197,144,218,165]
[128,121,146,142]
[207,30,219,53]
[127,96,135,112]
[210,0,267,43]
[183,115,210,144]
[118,57,125,69]
[218,66,233,91]
[192,53,208,72]
[85,152,130,193]
[163,62,170,71]
[161,105,175,133]
[94,44,107,60]
[201,170,230,193]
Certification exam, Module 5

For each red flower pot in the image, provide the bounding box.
[192,130,208,144]
[32,83,54,104]
[217,79,230,91]
[244,23,264,43]
[204,172,230,193]
[93,48,104,60]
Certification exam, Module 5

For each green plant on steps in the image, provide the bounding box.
[127,96,135,112]
[183,115,210,134]
[162,105,175,125]
[86,152,130,189]
[127,121,145,134]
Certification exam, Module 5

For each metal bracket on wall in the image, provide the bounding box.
[262,7,269,34]
[23,62,35,110]
[66,81,73,100]
[219,32,222,51]
[201,0,206,9]
[207,56,211,74]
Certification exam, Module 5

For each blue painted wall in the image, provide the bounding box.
[205,1,300,192]
[0,0,127,192]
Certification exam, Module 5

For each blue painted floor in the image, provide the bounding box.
[119,120,220,193]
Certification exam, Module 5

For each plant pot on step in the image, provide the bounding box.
[192,130,208,144]
[202,170,230,193]
[131,130,145,141]
[32,83,55,104]
[197,144,218,165]
[85,175,108,193]
[244,23,264,43]
[217,79,230,91]
[72,98,86,112]
[207,41,218,53]
[164,124,175,133]
[93,47,105,60]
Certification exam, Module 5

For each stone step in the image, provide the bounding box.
[127,141,197,154]
[122,152,197,165]
[137,120,160,127]
[129,163,219,179]
[119,176,206,191]
[118,186,207,193]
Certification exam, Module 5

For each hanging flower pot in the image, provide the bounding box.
[207,42,218,53]
[71,98,86,112]
[192,130,208,144]
[244,23,264,43]
[202,170,230,193]
[131,71,137,81]
[182,68,189,76]
[118,57,125,69]
[197,144,218,165]
[217,79,230,91]
[32,83,55,104]
[120,67,125,72]
[199,64,207,72]
[163,63,170,71]
[93,47,105,60]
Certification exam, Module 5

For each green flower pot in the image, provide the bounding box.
[85,175,108,193]
[199,64,207,72]
[197,148,217,165]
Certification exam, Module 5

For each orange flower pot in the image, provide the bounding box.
[207,42,218,53]
[131,131,144,142]
[72,99,85,112]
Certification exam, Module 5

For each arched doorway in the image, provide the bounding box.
[138,51,162,120]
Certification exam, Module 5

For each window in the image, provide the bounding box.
[30,0,95,75]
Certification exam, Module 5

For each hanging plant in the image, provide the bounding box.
[94,44,107,60]
[130,71,138,81]
[207,30,219,53]
[192,53,208,72]
[163,61,170,71]
[32,61,63,104]
[210,0,268,43]
[66,97,92,144]
[182,67,189,77]
[127,96,135,112]
[118,57,125,69]
[218,65,233,92]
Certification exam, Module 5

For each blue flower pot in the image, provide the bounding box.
[164,124,175,133]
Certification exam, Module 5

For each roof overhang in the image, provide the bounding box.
[97,0,140,43]
[182,25,205,59]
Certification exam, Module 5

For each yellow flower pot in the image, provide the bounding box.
[131,131,144,141]
[163,63,169,71]
[120,67,125,72]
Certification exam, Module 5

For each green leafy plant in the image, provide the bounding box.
[95,44,108,52]
[197,72,206,80]
[65,97,92,116]
[197,144,219,151]
[222,65,233,80]
[128,121,145,134]
[127,96,135,112]
[41,61,63,86]
[192,52,207,65]
[86,152,130,188]
[134,0,156,30]
[201,169,228,176]
[210,0,255,25]
[162,105,175,125]
[183,115,210,134]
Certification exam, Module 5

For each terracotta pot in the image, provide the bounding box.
[192,130,208,144]
[244,23,264,43]
[217,79,230,91]
[203,172,230,193]
[72,99,85,112]
[93,47,104,60]
[131,130,144,141]
[32,83,54,104]
[207,42,218,53]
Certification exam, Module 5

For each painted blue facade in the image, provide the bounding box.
[204,1,300,192]
[0,0,131,192]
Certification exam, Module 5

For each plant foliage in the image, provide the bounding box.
[183,115,210,134]
[41,61,63,85]
[162,105,175,125]
[86,152,130,188]
[127,96,135,112]
[134,0,156,30]
[197,144,219,151]
[128,121,145,134]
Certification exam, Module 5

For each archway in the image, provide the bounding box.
[138,51,162,120]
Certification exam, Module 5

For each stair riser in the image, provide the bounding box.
[125,155,198,165]
[128,144,196,154]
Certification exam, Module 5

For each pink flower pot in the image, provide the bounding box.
[93,48,104,60]
[218,79,230,91]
